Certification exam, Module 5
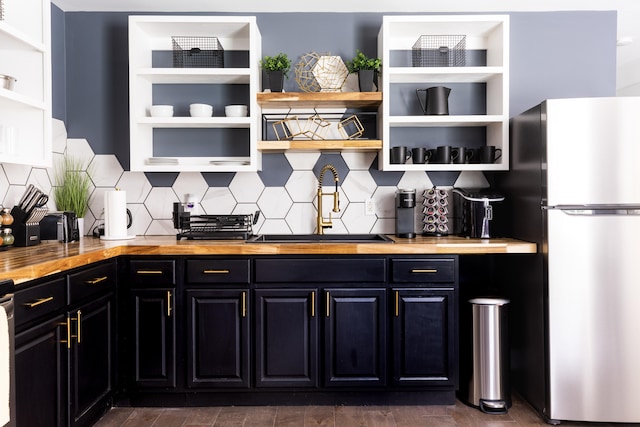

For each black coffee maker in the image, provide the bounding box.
[452,188,504,238]
[395,189,416,238]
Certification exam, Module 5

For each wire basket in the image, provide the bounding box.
[172,36,224,68]
[412,35,466,67]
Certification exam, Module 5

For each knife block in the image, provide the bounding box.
[10,206,41,246]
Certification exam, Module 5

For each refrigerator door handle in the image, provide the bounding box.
[544,205,640,215]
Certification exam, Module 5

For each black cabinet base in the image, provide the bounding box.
[121,390,455,407]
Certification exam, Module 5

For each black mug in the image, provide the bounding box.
[452,147,474,164]
[434,145,459,164]
[477,145,502,163]
[390,146,412,164]
[411,147,430,164]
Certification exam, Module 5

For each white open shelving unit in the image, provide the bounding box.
[128,16,261,172]
[0,0,52,167]
[378,15,509,171]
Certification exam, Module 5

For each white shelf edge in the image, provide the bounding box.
[0,88,47,110]
[388,67,504,83]
[381,163,508,172]
[135,68,251,84]
[135,117,252,128]
[388,115,504,127]
[0,21,46,52]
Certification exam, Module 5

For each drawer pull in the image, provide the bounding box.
[242,291,247,318]
[167,291,172,317]
[85,276,108,285]
[24,296,54,308]
[74,310,82,344]
[311,291,315,317]
[136,270,164,275]
[411,269,438,274]
[326,291,330,317]
[395,291,399,317]
[203,269,230,274]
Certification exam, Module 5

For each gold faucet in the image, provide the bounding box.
[316,164,340,234]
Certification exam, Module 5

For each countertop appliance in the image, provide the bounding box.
[452,188,504,238]
[496,97,640,423]
[40,211,80,242]
[395,188,416,238]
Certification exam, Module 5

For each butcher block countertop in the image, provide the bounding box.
[0,235,536,285]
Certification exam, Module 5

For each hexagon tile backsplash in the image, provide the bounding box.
[0,119,489,237]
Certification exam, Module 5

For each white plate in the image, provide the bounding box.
[210,160,250,166]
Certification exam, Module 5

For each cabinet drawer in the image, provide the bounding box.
[68,261,116,304]
[391,259,455,283]
[15,277,67,328]
[255,258,386,283]
[186,259,250,284]
[128,259,176,286]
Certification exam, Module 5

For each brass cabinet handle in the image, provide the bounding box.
[311,291,315,317]
[85,276,108,285]
[395,291,399,317]
[59,316,71,349]
[136,270,163,275]
[75,310,82,344]
[203,269,230,274]
[326,291,330,317]
[242,291,246,318]
[167,291,172,317]
[411,269,438,274]
[24,296,54,308]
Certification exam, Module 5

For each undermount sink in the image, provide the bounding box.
[246,234,394,243]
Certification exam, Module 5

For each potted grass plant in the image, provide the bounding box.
[260,53,291,92]
[53,154,93,236]
[346,50,381,92]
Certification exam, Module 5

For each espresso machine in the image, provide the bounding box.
[395,188,416,238]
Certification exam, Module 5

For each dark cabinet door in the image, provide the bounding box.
[392,288,456,386]
[186,289,249,388]
[130,288,176,389]
[324,288,387,387]
[255,289,318,388]
[15,313,67,427]
[69,293,114,427]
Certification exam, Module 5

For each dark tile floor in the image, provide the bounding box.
[93,394,628,427]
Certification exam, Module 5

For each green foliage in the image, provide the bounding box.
[53,155,93,218]
[346,50,381,73]
[259,53,291,78]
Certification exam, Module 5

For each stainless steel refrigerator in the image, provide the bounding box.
[496,97,640,423]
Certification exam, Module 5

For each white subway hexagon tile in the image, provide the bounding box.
[315,184,349,220]
[257,218,292,234]
[285,170,317,203]
[370,218,395,235]
[82,209,96,235]
[128,203,152,236]
[341,202,376,234]
[229,172,265,203]
[26,167,53,201]
[201,187,237,215]
[341,170,377,203]
[146,219,175,236]
[89,155,123,187]
[454,171,490,188]
[172,172,209,204]
[284,152,321,170]
[232,203,264,230]
[0,170,9,205]
[116,171,152,203]
[257,187,292,219]
[371,186,396,218]
[322,219,347,234]
[65,138,95,169]
[3,163,31,185]
[397,171,433,194]
[4,185,25,208]
[341,152,377,170]
[285,203,316,234]
[145,187,180,220]
[52,119,67,154]
[88,187,111,222]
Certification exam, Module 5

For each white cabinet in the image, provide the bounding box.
[378,15,509,171]
[0,0,52,167]
[128,16,261,172]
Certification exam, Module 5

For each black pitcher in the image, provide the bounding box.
[416,86,451,115]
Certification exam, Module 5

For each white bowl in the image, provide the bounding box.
[149,105,173,117]
[225,105,248,117]
[189,103,213,117]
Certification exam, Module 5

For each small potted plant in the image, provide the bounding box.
[53,154,93,237]
[346,50,381,92]
[259,53,291,92]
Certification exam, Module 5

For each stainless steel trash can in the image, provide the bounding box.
[467,298,510,414]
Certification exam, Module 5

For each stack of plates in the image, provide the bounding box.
[146,157,179,165]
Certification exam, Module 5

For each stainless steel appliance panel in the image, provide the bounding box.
[546,208,640,422]
[544,97,640,207]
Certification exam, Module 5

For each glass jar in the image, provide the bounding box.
[1,208,13,226]
[2,228,14,246]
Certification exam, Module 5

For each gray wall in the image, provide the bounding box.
[52,9,617,169]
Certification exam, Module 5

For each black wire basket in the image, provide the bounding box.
[172,36,224,68]
[412,35,466,67]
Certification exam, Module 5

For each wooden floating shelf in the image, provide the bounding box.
[258,139,382,152]
[257,92,383,109]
